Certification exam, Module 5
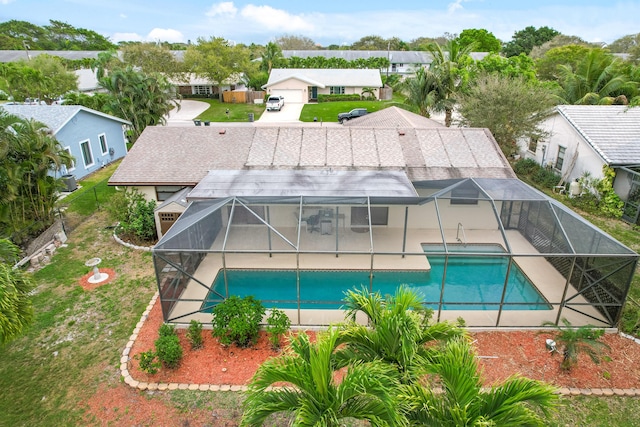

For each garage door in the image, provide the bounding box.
[271,89,304,103]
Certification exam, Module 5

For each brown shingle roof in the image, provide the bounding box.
[109,124,514,186]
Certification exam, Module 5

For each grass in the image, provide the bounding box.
[300,99,411,123]
[59,162,120,216]
[192,98,266,122]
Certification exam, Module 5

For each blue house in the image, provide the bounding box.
[1,104,131,182]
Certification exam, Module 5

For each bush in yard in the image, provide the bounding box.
[154,323,182,368]
[265,308,291,350]
[212,295,265,347]
[187,319,204,350]
[106,187,157,243]
[136,349,161,374]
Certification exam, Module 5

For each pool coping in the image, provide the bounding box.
[120,292,640,397]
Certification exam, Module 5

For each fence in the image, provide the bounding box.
[221,90,265,104]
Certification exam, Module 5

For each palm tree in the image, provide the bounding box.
[260,42,283,74]
[241,327,403,427]
[555,49,638,105]
[399,336,559,426]
[0,240,34,344]
[336,286,463,384]
[543,318,610,371]
[401,67,443,117]
[426,39,476,127]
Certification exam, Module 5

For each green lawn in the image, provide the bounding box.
[300,99,413,123]
[192,98,266,122]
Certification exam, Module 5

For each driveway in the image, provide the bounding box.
[164,100,210,126]
[257,103,303,123]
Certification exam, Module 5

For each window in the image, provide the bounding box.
[330,86,345,95]
[193,85,212,95]
[350,207,388,226]
[528,137,538,153]
[156,185,185,202]
[63,146,75,171]
[451,187,480,205]
[555,146,566,171]
[79,140,94,168]
[98,133,108,155]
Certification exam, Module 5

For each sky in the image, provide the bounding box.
[1,0,639,47]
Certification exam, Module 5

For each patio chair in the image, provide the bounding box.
[306,214,320,233]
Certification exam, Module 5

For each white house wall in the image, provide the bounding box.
[521,113,607,182]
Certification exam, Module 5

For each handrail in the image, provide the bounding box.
[456,222,467,246]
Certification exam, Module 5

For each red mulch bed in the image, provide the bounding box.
[78,268,117,291]
[127,300,640,389]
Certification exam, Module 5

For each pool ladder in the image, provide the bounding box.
[456,222,467,246]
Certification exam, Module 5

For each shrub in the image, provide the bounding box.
[158,323,177,338]
[513,158,540,175]
[212,295,265,347]
[531,167,560,189]
[136,349,161,374]
[187,319,204,350]
[266,309,291,349]
[543,318,610,371]
[154,334,183,369]
[106,188,157,243]
[317,94,362,103]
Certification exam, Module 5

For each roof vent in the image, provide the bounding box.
[218,129,226,135]
[398,130,405,136]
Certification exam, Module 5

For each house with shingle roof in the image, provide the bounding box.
[2,104,130,181]
[263,68,383,103]
[520,105,640,222]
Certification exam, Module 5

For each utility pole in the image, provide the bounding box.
[22,40,31,60]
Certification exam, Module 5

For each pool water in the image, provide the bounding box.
[202,248,550,311]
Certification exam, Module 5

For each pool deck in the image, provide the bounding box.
[161,227,609,328]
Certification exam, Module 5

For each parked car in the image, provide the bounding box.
[266,96,285,111]
[338,108,368,123]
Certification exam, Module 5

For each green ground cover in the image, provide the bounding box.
[192,99,265,122]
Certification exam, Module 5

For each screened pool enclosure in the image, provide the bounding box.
[153,176,637,329]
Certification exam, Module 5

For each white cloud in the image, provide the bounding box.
[146,28,185,43]
[206,1,237,18]
[240,4,312,32]
[120,13,127,19]
[0,0,15,5]
[111,32,143,43]
[447,0,471,14]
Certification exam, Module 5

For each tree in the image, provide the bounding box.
[97,66,180,142]
[0,19,116,51]
[535,44,594,81]
[400,67,441,117]
[120,42,183,77]
[336,286,463,385]
[399,336,559,426]
[427,38,476,126]
[260,42,283,73]
[529,34,596,59]
[27,54,78,102]
[457,28,501,52]
[274,34,317,50]
[473,52,537,82]
[351,35,389,50]
[0,240,34,345]
[183,37,252,97]
[241,328,402,426]
[554,49,639,105]
[456,73,556,157]
[0,111,73,240]
[607,33,640,53]
[502,26,560,57]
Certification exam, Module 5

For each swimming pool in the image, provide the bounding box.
[202,245,550,311]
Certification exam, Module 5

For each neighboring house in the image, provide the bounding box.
[109,107,637,330]
[520,105,640,222]
[263,68,383,103]
[281,50,490,77]
[2,104,130,181]
[170,73,246,98]
[343,106,444,128]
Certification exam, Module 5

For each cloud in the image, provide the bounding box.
[240,4,312,32]
[120,13,127,19]
[111,32,143,43]
[146,28,185,43]
[206,1,237,18]
[447,0,468,14]
[0,0,15,5]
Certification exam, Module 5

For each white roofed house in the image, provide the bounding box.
[263,68,383,103]
[519,105,640,223]
[109,108,638,330]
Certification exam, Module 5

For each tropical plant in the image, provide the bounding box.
[426,39,476,126]
[398,336,559,426]
[241,327,403,427]
[107,187,157,242]
[502,26,560,57]
[543,318,610,371]
[401,67,442,117]
[260,42,283,73]
[554,49,639,105]
[336,285,463,384]
[0,240,34,345]
[265,308,290,350]
[212,295,265,347]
